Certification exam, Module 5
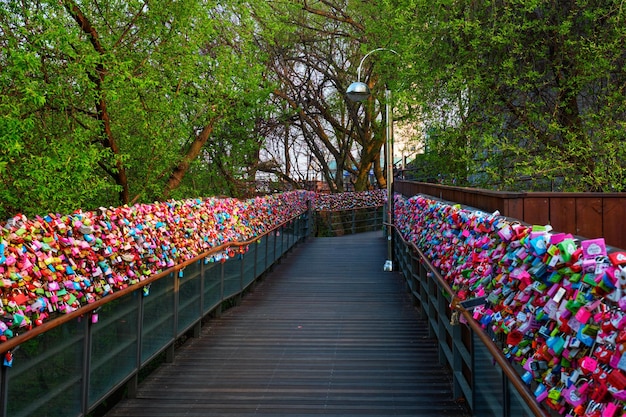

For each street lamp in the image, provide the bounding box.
[346,48,398,272]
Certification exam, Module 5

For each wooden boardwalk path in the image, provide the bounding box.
[104,231,470,417]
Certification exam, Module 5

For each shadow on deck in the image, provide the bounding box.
[104,231,470,417]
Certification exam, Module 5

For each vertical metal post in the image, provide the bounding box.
[0,361,7,417]
[281,224,285,256]
[253,235,258,279]
[174,271,181,336]
[199,260,205,314]
[240,248,244,292]
[264,232,269,271]
[273,229,277,264]
[193,264,202,337]
[503,372,511,417]
[167,272,178,362]
[81,316,91,415]
[384,87,394,271]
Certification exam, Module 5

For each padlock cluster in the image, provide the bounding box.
[395,194,626,416]
[314,189,386,211]
[0,191,313,341]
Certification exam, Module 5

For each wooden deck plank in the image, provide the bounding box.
[104,231,470,417]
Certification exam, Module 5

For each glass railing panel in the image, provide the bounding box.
[141,273,176,364]
[242,247,255,288]
[177,261,202,335]
[276,228,284,258]
[223,256,242,299]
[284,221,293,251]
[266,233,276,266]
[89,292,139,405]
[472,331,503,417]
[203,261,222,314]
[255,237,266,278]
[508,378,535,417]
[7,319,85,417]
[295,216,304,240]
[0,210,310,417]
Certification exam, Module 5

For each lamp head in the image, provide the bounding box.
[346,81,371,102]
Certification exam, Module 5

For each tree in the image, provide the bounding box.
[0,0,271,219]
[250,0,406,193]
[384,0,626,191]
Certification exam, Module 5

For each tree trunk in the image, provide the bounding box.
[64,0,130,204]
[163,121,217,198]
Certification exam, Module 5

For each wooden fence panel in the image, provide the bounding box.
[395,181,626,250]
[602,197,626,247]
[523,197,550,226]
[502,197,525,220]
[575,197,603,239]
[548,197,576,237]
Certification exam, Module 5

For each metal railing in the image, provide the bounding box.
[0,213,310,417]
[312,200,540,415]
[313,205,383,236]
[393,227,547,417]
[0,194,551,417]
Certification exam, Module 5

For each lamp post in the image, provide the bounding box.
[346,48,398,272]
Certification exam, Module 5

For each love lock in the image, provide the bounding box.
[3,351,13,367]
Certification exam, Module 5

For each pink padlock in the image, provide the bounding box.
[4,255,16,266]
[609,350,622,369]
[611,389,626,401]
[575,300,601,324]
[582,237,607,258]
[601,402,618,417]
[562,379,588,407]
[575,306,593,324]
[546,284,560,298]
[580,356,598,373]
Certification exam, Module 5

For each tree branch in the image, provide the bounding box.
[63,0,130,204]
[162,119,219,199]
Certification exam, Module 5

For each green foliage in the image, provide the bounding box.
[0,0,272,219]
[384,0,626,191]
[4,0,626,220]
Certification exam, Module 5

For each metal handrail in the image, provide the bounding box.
[313,204,384,213]
[0,212,307,355]
[314,205,383,236]
[393,228,548,417]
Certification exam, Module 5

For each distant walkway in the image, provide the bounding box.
[105,231,469,417]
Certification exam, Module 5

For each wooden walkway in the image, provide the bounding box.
[104,232,470,417]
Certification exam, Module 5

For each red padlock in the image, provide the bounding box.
[608,251,626,266]
[607,369,626,391]
[3,351,13,367]
[589,380,609,403]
